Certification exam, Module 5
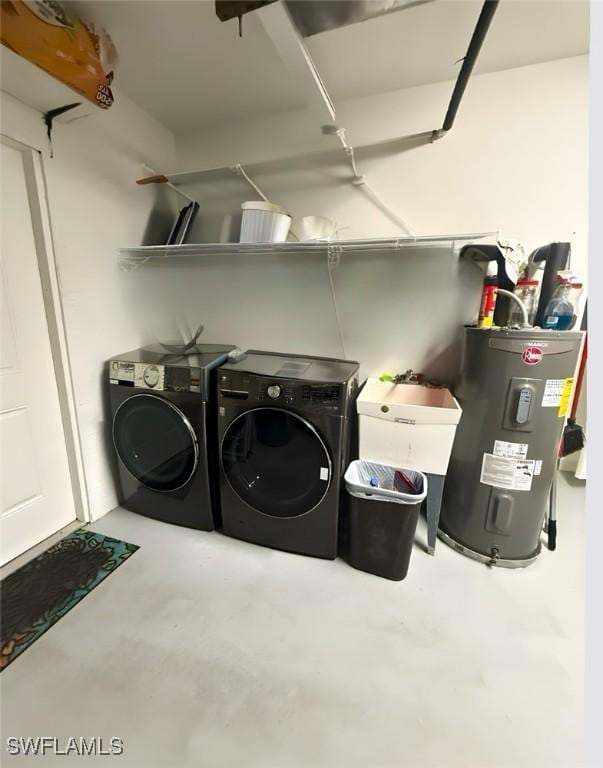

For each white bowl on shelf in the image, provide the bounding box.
[290,215,339,242]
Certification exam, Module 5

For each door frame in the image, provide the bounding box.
[1,132,90,524]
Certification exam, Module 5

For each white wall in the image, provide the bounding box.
[0,89,177,520]
[1,53,589,522]
[177,55,589,277]
[131,55,588,381]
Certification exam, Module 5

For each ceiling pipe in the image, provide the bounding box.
[432,0,500,141]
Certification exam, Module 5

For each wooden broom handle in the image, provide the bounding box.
[570,334,587,421]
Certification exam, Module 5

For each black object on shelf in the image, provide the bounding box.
[167,201,200,245]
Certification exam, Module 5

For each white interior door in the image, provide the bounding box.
[0,139,76,565]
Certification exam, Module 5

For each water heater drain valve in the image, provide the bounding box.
[488,547,500,566]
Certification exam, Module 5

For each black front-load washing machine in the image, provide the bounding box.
[217,351,359,558]
[108,344,234,529]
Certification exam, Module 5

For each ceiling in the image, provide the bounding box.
[74,0,589,136]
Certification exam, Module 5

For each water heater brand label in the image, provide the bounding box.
[480,454,535,492]
[522,346,543,365]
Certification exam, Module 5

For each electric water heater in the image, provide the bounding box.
[439,327,583,568]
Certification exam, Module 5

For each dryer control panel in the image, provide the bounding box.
[109,361,201,393]
[218,372,344,414]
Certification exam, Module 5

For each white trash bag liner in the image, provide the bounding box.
[344,460,428,505]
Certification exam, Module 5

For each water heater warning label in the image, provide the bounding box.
[542,379,565,407]
[480,454,535,492]
[493,440,528,459]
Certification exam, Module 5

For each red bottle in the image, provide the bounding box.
[478,262,498,328]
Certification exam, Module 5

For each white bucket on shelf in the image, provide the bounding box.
[239,201,291,243]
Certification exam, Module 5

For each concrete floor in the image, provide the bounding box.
[1,474,584,768]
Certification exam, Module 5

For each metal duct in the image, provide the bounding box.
[285,0,434,37]
[215,0,434,36]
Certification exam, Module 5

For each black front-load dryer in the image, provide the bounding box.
[217,351,359,558]
[108,343,234,529]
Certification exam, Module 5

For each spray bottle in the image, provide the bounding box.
[478,261,498,328]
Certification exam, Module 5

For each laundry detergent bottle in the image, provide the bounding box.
[542,278,583,330]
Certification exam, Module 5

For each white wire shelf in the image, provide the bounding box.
[118,232,498,267]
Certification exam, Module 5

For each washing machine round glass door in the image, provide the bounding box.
[221,407,332,517]
[113,394,198,492]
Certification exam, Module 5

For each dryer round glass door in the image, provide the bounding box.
[113,394,198,492]
[221,407,332,517]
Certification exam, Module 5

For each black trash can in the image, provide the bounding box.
[344,460,428,581]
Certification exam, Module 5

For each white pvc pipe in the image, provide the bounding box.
[497,288,529,327]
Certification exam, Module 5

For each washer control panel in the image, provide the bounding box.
[109,361,201,393]
[218,373,343,413]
